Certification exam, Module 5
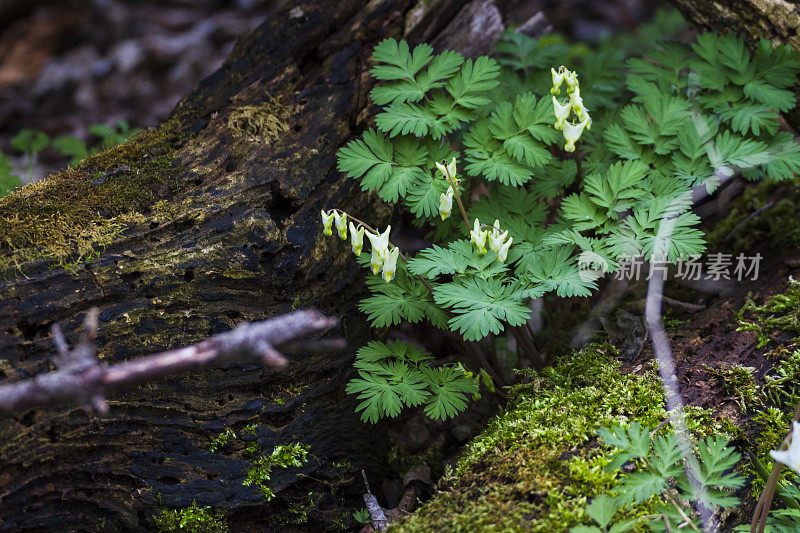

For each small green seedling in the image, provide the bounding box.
[353,508,371,524]
[0,151,21,198]
[11,128,49,181]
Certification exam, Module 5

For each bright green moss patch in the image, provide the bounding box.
[0,116,189,272]
[392,344,723,532]
[153,500,227,533]
[243,442,310,501]
[728,278,800,493]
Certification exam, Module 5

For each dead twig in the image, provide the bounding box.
[362,470,389,530]
[0,309,339,415]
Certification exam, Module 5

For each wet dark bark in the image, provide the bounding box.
[0,0,535,530]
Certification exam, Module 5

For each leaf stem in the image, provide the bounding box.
[442,166,471,233]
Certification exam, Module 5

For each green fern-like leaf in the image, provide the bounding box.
[358,262,447,329]
[433,277,531,341]
[337,129,393,190]
[369,39,463,105]
[421,366,478,420]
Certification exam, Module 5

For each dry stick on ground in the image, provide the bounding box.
[0,308,340,415]
[646,267,715,531]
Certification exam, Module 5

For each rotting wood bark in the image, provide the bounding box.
[0,0,545,530]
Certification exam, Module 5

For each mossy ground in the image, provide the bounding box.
[727,278,800,494]
[391,344,727,532]
[0,114,190,272]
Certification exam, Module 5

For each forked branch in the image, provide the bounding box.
[0,309,341,415]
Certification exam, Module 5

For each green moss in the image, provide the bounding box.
[736,279,800,347]
[153,500,227,533]
[243,443,311,501]
[0,115,190,272]
[208,428,237,453]
[392,344,709,532]
[728,278,800,493]
[226,95,290,142]
[683,405,739,440]
[280,491,323,525]
[707,363,762,411]
[269,383,308,406]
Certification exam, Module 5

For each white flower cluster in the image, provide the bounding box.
[551,66,591,152]
[320,210,399,283]
[471,218,512,263]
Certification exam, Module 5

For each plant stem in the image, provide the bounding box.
[443,167,471,233]
[459,338,506,397]
[574,147,583,180]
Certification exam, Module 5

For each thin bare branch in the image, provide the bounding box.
[0,309,339,415]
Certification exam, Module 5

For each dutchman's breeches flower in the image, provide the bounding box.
[470,218,488,256]
[333,211,348,240]
[370,248,383,275]
[382,247,400,283]
[367,225,391,275]
[488,220,509,253]
[321,210,335,236]
[349,222,364,256]
[439,186,454,220]
[435,157,458,181]
[553,96,571,130]
[564,70,578,93]
[550,67,565,95]
[497,237,513,263]
[563,118,589,152]
[770,421,800,475]
[569,87,589,121]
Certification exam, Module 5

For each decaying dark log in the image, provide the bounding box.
[0,0,546,530]
[0,309,338,415]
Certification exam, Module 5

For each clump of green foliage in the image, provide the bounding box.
[153,500,227,533]
[324,11,800,424]
[353,508,371,524]
[584,422,743,531]
[208,428,237,453]
[50,120,139,166]
[11,128,50,180]
[243,443,310,501]
[0,120,140,201]
[345,340,484,423]
[0,151,20,197]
